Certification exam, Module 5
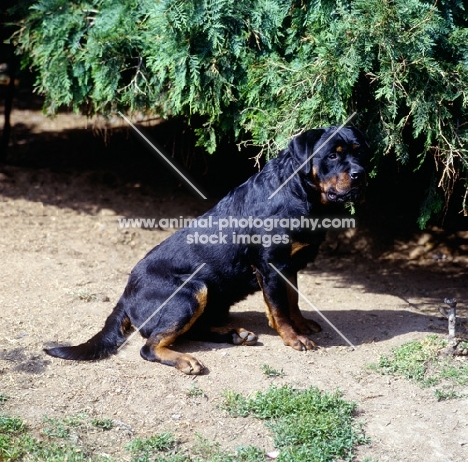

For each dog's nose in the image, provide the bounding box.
[350,170,364,181]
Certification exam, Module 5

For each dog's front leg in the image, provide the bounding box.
[286,273,322,335]
[254,266,316,351]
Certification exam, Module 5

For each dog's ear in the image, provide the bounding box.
[288,129,326,175]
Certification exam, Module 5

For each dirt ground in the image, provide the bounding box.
[1,106,468,461]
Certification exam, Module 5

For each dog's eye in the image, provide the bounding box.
[328,153,338,160]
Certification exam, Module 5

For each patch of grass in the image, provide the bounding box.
[42,413,88,438]
[0,413,120,461]
[15,437,90,461]
[370,335,468,400]
[0,394,8,404]
[223,385,367,462]
[0,384,366,462]
[433,389,462,401]
[151,456,190,462]
[234,445,266,462]
[261,364,285,378]
[0,415,90,462]
[191,435,231,461]
[187,382,206,398]
[0,416,24,434]
[69,289,97,302]
[191,435,264,462]
[126,432,178,461]
[91,418,114,430]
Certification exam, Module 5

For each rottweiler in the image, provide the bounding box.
[45,126,368,374]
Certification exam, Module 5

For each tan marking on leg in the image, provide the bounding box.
[150,286,208,375]
[120,316,133,335]
[194,285,208,308]
[254,268,315,350]
[254,269,277,329]
[291,241,309,256]
[271,305,317,351]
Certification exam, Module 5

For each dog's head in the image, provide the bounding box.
[289,126,368,204]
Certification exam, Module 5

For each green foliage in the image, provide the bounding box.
[0,415,25,434]
[190,435,264,462]
[90,417,114,430]
[125,432,263,462]
[0,415,89,462]
[42,413,101,438]
[223,385,367,461]
[0,390,365,462]
[126,432,177,456]
[261,363,285,377]
[186,382,207,398]
[433,388,462,401]
[370,335,468,400]
[10,0,468,222]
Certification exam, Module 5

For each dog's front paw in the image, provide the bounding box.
[284,334,317,351]
[294,317,322,335]
[176,355,205,375]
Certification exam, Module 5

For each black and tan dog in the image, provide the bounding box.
[45,126,368,374]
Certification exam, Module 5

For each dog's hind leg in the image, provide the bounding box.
[141,335,205,375]
[139,286,207,375]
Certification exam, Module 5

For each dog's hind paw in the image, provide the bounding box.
[232,328,258,346]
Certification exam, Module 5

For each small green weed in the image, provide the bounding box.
[0,412,121,461]
[434,389,462,401]
[42,413,88,438]
[0,415,89,462]
[91,418,114,430]
[191,435,229,461]
[191,435,264,462]
[69,289,97,302]
[0,415,24,435]
[261,364,285,378]
[223,385,367,461]
[126,432,178,460]
[187,382,206,398]
[370,335,468,400]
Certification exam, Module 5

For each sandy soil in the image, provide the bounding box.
[1,107,468,461]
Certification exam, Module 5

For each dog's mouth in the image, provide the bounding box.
[318,171,366,204]
[324,187,363,204]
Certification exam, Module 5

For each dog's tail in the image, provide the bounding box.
[44,303,132,361]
